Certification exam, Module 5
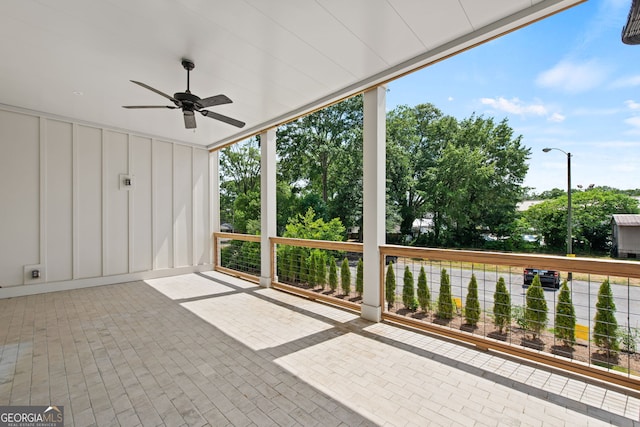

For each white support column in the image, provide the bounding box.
[361,85,386,322]
[260,129,277,287]
[210,150,220,266]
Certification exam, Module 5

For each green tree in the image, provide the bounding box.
[464,274,480,326]
[402,266,418,310]
[523,188,639,254]
[277,95,363,228]
[572,189,638,253]
[385,262,396,310]
[355,258,364,296]
[282,207,346,241]
[328,258,338,292]
[386,104,444,236]
[437,268,453,320]
[340,258,351,296]
[525,275,548,340]
[534,188,566,200]
[425,116,530,247]
[219,138,261,230]
[593,279,619,354]
[493,277,511,334]
[277,208,346,286]
[416,266,430,312]
[555,280,576,347]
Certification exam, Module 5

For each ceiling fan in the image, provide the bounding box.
[123,59,245,129]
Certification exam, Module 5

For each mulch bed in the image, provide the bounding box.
[393,307,640,376]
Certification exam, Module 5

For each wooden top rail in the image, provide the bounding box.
[213,232,261,242]
[214,232,639,279]
[271,236,363,252]
[380,244,640,279]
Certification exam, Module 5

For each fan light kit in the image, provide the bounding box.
[123,59,245,130]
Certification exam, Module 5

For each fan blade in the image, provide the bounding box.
[197,94,232,108]
[184,111,197,129]
[130,80,181,106]
[122,105,177,109]
[200,110,245,128]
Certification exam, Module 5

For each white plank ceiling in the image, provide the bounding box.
[0,0,583,149]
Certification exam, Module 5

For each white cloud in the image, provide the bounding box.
[480,97,566,124]
[610,75,640,88]
[624,116,640,128]
[480,97,547,116]
[535,60,609,93]
[548,113,566,123]
[448,96,454,102]
[625,100,640,110]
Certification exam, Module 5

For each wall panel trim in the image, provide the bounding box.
[101,128,107,276]
[39,117,46,279]
[72,123,78,279]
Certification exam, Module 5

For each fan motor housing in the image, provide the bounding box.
[174,91,201,109]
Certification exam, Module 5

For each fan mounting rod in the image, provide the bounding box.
[182,59,195,93]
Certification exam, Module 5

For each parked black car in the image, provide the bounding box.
[523,268,561,289]
[385,255,398,265]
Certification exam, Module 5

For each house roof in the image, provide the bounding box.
[0,1,583,150]
[612,214,640,227]
[517,200,545,211]
[622,0,640,44]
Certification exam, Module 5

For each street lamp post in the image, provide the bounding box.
[543,147,573,280]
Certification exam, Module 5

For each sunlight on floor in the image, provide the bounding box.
[145,273,236,300]
[181,292,333,351]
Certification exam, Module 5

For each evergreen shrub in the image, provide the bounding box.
[328,258,338,292]
[385,262,396,310]
[402,266,418,311]
[437,268,453,320]
[493,277,511,334]
[340,258,351,296]
[356,259,364,296]
[554,280,575,347]
[416,266,430,312]
[594,279,619,354]
[525,274,548,340]
[464,274,480,326]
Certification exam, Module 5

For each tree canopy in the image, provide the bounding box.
[387,104,530,247]
[277,95,363,229]
[522,188,639,253]
[219,138,261,234]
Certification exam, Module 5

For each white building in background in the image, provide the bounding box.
[612,214,640,259]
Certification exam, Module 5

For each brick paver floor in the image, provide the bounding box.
[0,271,638,426]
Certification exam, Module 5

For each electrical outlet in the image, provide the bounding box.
[119,173,135,191]
[24,264,45,284]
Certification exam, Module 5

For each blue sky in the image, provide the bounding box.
[387,0,639,193]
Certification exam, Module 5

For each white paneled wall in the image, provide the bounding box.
[130,135,153,273]
[46,120,73,282]
[0,108,212,296]
[0,111,40,286]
